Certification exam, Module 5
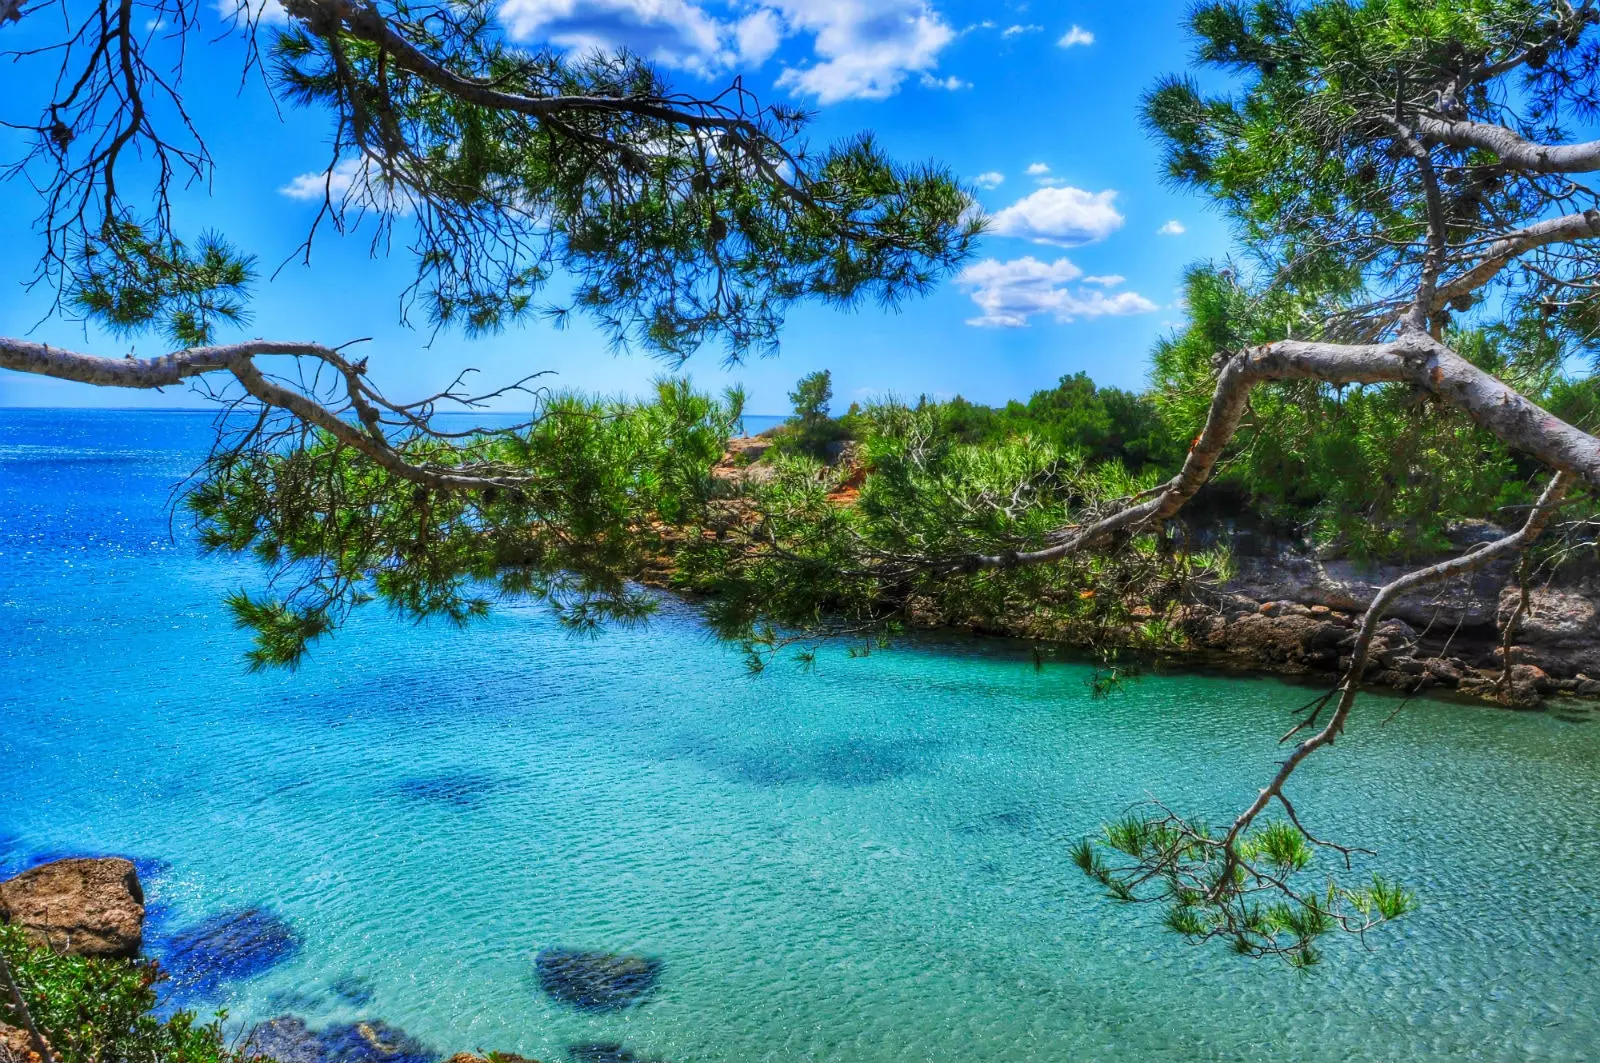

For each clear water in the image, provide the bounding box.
[3,409,1599,1063]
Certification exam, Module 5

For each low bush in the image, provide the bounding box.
[0,925,246,1063]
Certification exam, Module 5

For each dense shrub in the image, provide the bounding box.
[0,925,244,1063]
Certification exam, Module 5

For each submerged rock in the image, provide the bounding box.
[319,1021,435,1063]
[0,857,144,958]
[331,974,377,1008]
[567,1045,662,1063]
[392,775,504,809]
[245,1016,436,1063]
[534,949,662,1012]
[157,908,301,998]
[246,1017,327,1063]
[728,736,928,788]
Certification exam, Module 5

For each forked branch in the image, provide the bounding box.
[943,332,1600,574]
[0,335,535,491]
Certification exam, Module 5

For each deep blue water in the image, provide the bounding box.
[3,408,1600,1062]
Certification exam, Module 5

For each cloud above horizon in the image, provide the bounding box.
[280,158,414,214]
[958,256,1157,327]
[1058,24,1094,47]
[214,0,286,23]
[496,0,962,103]
[987,186,1125,247]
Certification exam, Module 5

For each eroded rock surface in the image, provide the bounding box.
[0,1023,45,1063]
[0,857,144,958]
[1179,532,1600,704]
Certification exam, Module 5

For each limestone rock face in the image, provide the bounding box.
[1182,517,1600,704]
[0,857,144,958]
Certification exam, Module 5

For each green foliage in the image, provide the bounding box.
[1140,2,1600,551]
[788,370,834,427]
[678,400,1225,671]
[914,373,1186,474]
[64,222,255,347]
[1074,815,1416,967]
[0,925,241,1063]
[762,370,853,460]
[268,20,980,361]
[1150,265,1587,557]
[1145,0,1576,312]
[191,379,742,668]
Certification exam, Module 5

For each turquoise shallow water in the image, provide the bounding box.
[3,408,1600,1062]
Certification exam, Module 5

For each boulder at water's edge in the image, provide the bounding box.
[0,857,144,958]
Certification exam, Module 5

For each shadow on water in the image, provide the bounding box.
[719,735,939,788]
[390,774,510,809]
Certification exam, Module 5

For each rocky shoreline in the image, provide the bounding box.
[1160,517,1600,708]
[714,437,1600,709]
[0,858,668,1063]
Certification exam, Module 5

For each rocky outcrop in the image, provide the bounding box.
[0,858,144,958]
[0,1023,45,1063]
[1178,520,1600,705]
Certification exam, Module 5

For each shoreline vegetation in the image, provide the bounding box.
[4,0,1600,999]
[645,365,1599,711]
[0,858,660,1063]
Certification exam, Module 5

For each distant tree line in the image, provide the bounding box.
[770,352,1600,562]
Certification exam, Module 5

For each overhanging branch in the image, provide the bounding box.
[0,334,534,491]
[947,333,1600,573]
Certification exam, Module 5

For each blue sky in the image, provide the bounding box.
[0,0,1229,413]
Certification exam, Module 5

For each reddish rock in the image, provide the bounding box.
[0,858,144,958]
[1,1023,45,1063]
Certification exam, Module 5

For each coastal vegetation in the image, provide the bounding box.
[0,923,241,1063]
[1,0,1599,970]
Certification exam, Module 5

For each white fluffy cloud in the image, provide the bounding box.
[1025,162,1051,176]
[1158,219,1187,235]
[972,171,1004,189]
[773,0,955,103]
[215,0,286,23]
[1058,24,1094,47]
[280,158,413,214]
[497,0,746,72]
[987,186,1125,247]
[1001,23,1041,37]
[496,0,962,103]
[958,257,1156,327]
[734,8,784,65]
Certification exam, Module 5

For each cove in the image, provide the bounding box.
[3,409,1599,1062]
